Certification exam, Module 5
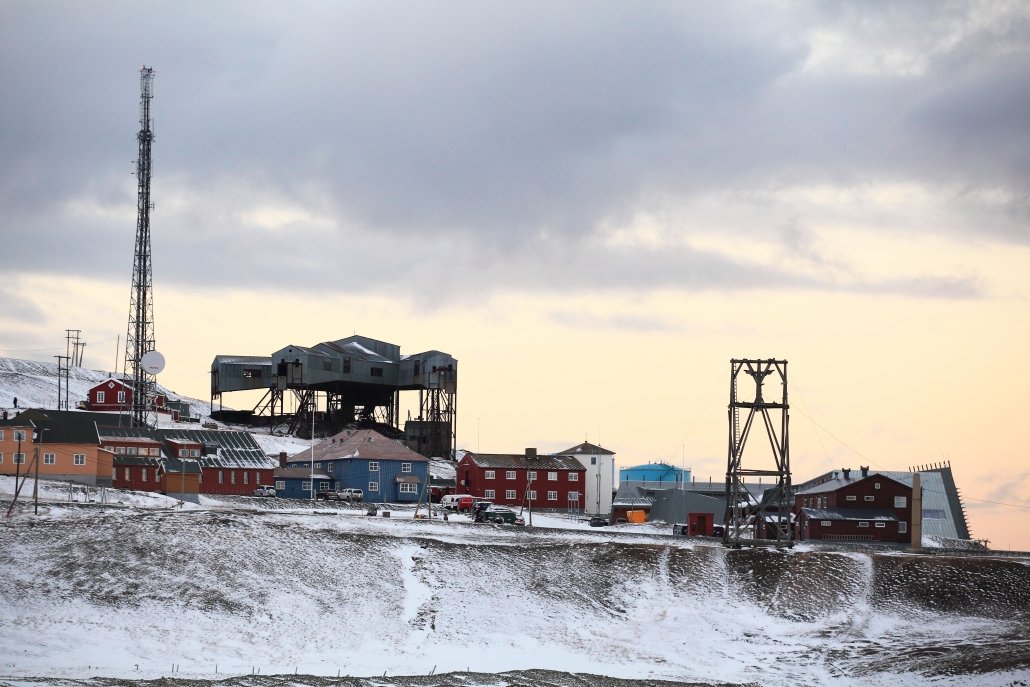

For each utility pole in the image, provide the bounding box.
[124,66,158,428]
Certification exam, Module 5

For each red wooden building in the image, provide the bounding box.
[86,379,133,412]
[457,449,587,511]
[101,428,276,496]
[794,467,913,544]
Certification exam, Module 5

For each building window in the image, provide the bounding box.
[14,430,26,441]
[319,481,331,491]
[327,463,333,473]
[74,454,85,466]
[343,358,351,373]
[243,472,249,484]
[230,471,237,485]
[400,483,417,494]
[315,462,321,469]
[846,495,857,501]
[218,471,224,484]
[821,521,831,526]
[191,449,200,458]
[0,430,3,440]
[150,447,160,456]
[528,471,537,481]
[527,490,536,500]
[44,453,56,465]
[369,461,379,472]
[179,449,188,457]
[368,481,379,492]
[875,522,886,528]
[0,453,3,464]
[548,471,557,481]
[506,470,516,480]
[568,472,579,481]
[569,491,580,500]
[864,495,875,502]
[484,489,495,499]
[547,491,557,501]
[302,481,311,492]
[112,467,117,480]
[875,482,881,489]
[97,391,105,403]
[124,467,130,480]
[371,367,383,377]
[591,456,597,465]
[894,496,907,508]
[506,489,516,500]
[14,453,25,465]
[141,468,147,482]
[899,521,908,533]
[275,480,285,490]
[117,390,126,403]
[402,463,412,473]
[858,522,870,528]
[485,470,495,480]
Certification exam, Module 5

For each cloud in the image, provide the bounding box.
[1,1,1027,300]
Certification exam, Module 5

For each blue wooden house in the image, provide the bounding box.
[274,466,334,499]
[285,428,429,503]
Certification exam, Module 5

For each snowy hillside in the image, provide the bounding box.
[0,357,210,421]
[1,493,1028,687]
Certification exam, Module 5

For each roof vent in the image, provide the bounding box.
[525,447,537,460]
[842,468,851,479]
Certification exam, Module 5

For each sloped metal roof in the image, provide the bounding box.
[557,441,615,456]
[464,453,585,471]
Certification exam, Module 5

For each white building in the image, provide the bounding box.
[557,442,615,516]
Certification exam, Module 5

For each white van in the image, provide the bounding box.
[440,494,473,511]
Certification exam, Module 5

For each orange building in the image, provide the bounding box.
[0,410,114,487]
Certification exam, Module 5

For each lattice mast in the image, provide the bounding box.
[724,358,792,548]
[124,66,157,427]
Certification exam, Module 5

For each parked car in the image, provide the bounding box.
[440,494,473,511]
[470,500,494,517]
[339,488,364,502]
[477,506,519,524]
[456,496,476,513]
[316,489,342,501]
[589,515,608,527]
[252,485,276,497]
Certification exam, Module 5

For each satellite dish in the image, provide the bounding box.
[141,350,166,375]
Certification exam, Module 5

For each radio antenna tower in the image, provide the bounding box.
[124,66,158,427]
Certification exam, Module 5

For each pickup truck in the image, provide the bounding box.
[316,490,342,501]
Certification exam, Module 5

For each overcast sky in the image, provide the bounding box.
[3,1,1027,297]
[1,1,1029,549]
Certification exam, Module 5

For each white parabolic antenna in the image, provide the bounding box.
[141,350,166,375]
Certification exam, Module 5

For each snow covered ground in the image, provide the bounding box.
[2,358,1028,686]
[2,475,1029,687]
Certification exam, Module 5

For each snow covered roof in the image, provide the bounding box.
[801,507,899,522]
[463,453,585,471]
[291,428,428,464]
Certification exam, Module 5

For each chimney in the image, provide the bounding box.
[842,468,850,480]
[860,465,869,478]
[525,448,537,460]
[279,451,287,468]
